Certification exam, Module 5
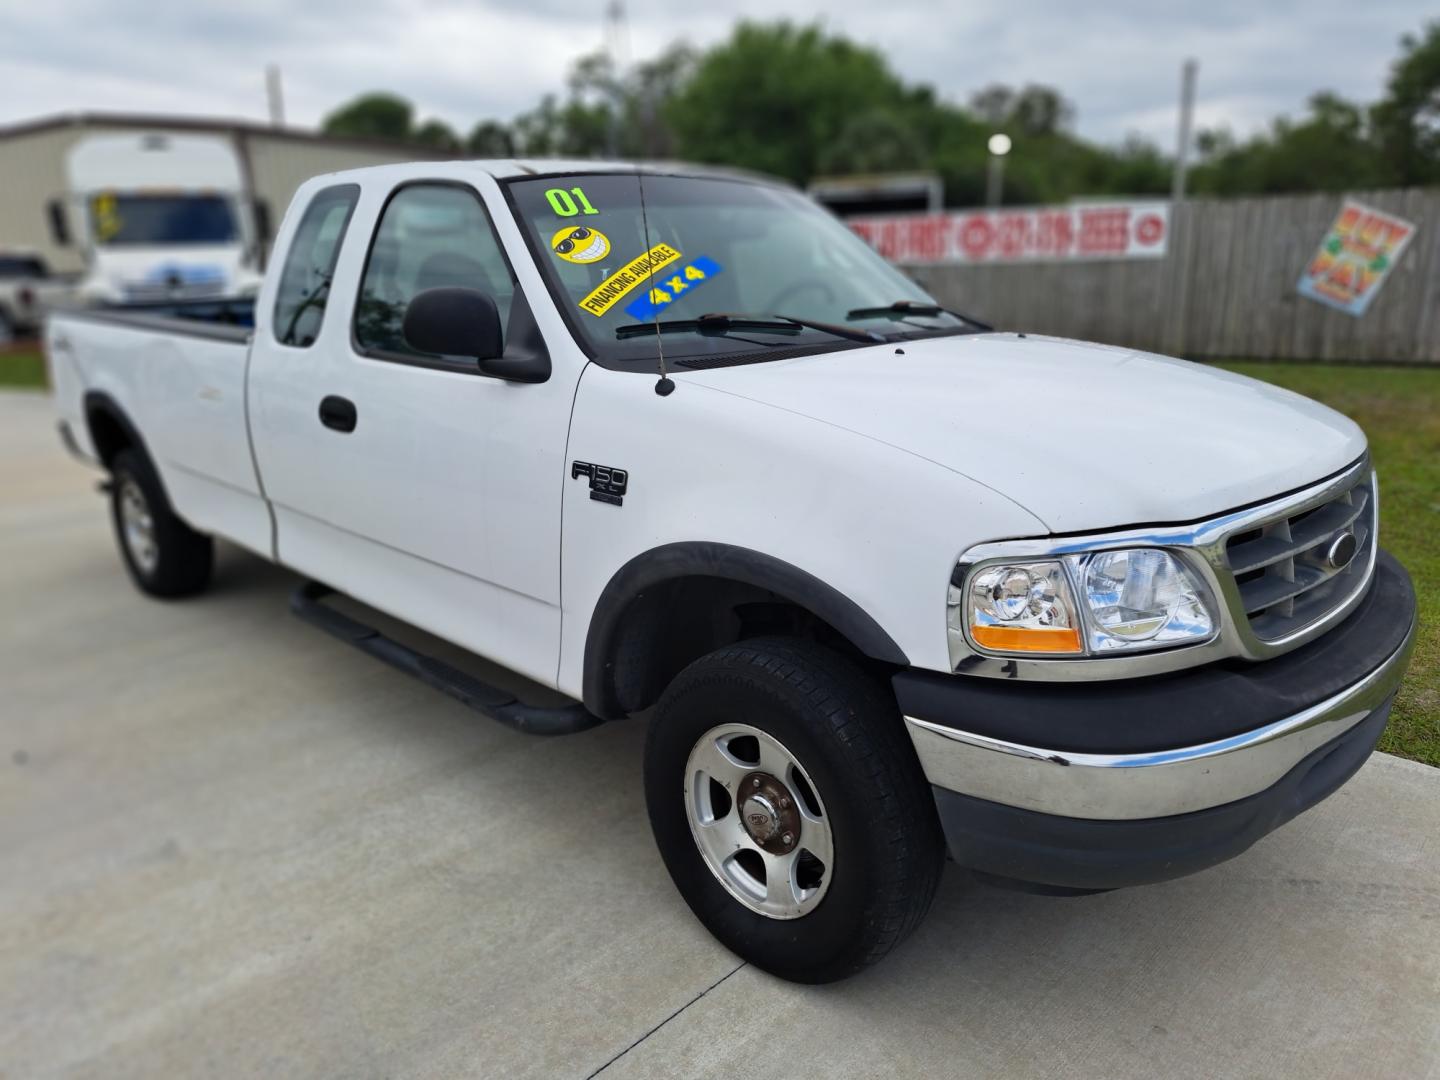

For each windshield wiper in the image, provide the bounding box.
[615,312,884,343]
[845,300,993,331]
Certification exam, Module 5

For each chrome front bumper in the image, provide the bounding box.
[905,614,1416,822]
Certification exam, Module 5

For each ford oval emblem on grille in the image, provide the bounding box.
[1323,531,1358,571]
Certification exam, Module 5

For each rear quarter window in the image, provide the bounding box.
[273,184,360,348]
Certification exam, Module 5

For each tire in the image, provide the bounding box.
[109,447,213,598]
[644,637,945,983]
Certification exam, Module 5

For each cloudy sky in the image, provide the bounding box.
[2,0,1429,147]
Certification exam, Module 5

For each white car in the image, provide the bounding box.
[47,160,1417,983]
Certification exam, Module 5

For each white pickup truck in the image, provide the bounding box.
[47,160,1416,983]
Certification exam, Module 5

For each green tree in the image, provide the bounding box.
[819,108,927,175]
[971,84,1074,136]
[511,92,611,157]
[466,120,515,157]
[508,43,697,158]
[1191,92,1383,195]
[1371,20,1440,185]
[413,119,461,153]
[1010,86,1075,136]
[322,93,413,141]
[665,22,916,184]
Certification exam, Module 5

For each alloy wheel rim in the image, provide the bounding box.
[119,478,159,575]
[683,723,834,920]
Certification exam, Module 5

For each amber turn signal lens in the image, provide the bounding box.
[970,624,1083,654]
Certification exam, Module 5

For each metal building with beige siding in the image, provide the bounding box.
[0,113,453,273]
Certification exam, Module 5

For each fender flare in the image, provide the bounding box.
[581,541,909,717]
[83,390,151,470]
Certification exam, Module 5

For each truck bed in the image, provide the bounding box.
[48,297,270,556]
[61,296,256,342]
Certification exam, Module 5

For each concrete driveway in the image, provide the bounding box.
[2,389,1437,1079]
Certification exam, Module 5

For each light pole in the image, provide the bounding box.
[986,133,1011,208]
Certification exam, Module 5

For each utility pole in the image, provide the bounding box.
[603,1,629,158]
[1168,58,1199,357]
[265,64,285,128]
[1172,59,1198,201]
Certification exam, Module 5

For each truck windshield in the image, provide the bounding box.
[90,193,238,246]
[505,172,976,365]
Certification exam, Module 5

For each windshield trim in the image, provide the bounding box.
[499,170,890,371]
[502,169,794,368]
[498,170,976,373]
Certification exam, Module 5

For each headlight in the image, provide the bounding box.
[955,548,1215,657]
[966,561,1082,653]
[1080,549,1213,652]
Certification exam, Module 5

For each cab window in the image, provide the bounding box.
[354,183,514,361]
[273,184,360,347]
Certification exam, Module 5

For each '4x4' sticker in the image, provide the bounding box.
[623,257,723,321]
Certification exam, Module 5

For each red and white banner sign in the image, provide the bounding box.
[848,202,1171,264]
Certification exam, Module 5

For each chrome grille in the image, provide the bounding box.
[1224,469,1375,641]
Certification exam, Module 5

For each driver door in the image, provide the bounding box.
[249,175,575,687]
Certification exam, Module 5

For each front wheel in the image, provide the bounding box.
[644,638,944,983]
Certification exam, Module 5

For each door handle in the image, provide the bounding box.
[318,395,357,433]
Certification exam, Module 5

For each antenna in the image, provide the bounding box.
[635,168,674,396]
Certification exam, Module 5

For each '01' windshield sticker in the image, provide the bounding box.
[622,257,723,322]
[578,243,683,317]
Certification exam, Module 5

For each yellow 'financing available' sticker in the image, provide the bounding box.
[578,243,683,317]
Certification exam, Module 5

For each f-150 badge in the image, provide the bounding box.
[572,461,628,506]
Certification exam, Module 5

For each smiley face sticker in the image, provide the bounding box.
[552,225,611,264]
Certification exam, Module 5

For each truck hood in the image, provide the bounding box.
[683,333,1366,534]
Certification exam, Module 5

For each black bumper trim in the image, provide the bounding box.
[934,693,1394,891]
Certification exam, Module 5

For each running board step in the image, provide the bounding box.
[290,581,603,736]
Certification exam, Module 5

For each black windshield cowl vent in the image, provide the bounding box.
[673,340,879,370]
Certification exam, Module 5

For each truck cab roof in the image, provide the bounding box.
[305,157,787,188]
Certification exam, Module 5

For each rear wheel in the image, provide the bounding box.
[644,637,944,983]
[110,448,213,598]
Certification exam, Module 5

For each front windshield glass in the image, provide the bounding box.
[505,172,975,364]
[90,193,238,246]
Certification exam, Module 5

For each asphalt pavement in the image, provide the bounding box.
[2,390,1437,1079]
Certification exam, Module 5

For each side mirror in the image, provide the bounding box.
[403,287,504,362]
[402,287,551,383]
[47,199,71,246]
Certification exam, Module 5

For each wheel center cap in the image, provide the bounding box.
[738,772,802,854]
[741,793,780,842]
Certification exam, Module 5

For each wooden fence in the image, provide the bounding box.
[909,188,1440,364]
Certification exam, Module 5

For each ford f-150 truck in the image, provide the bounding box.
[47,161,1417,984]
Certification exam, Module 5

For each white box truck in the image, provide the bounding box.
[57,133,264,305]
